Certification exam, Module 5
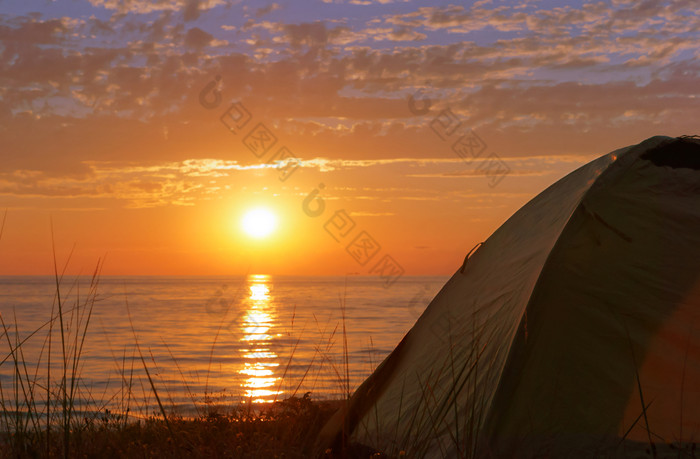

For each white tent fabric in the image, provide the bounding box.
[319,135,700,458]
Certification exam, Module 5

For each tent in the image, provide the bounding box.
[318,135,700,458]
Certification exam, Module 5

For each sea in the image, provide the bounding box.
[0,275,448,419]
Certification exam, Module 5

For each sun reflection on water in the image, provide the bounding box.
[239,275,281,403]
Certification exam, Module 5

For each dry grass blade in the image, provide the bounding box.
[124,292,174,438]
[0,209,6,242]
[161,339,201,416]
[622,321,657,458]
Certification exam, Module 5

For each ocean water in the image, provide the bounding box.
[0,275,447,419]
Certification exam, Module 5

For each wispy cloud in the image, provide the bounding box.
[0,0,697,215]
[86,0,228,14]
[0,154,590,209]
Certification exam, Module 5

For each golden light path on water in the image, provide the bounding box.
[239,274,282,403]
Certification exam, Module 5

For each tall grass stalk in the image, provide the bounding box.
[0,257,103,456]
[124,295,174,438]
[0,253,368,457]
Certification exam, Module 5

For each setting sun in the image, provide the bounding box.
[241,208,278,239]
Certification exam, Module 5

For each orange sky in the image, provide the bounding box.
[0,0,698,277]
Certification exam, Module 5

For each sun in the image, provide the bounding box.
[241,208,278,239]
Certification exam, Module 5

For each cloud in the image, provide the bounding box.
[349,211,396,216]
[0,16,68,45]
[0,1,698,186]
[87,0,227,15]
[185,26,214,48]
[322,0,410,3]
[184,0,201,22]
[381,0,699,38]
[0,159,247,207]
[0,153,592,210]
[255,3,282,18]
[283,21,332,48]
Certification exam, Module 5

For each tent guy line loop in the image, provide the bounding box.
[460,242,484,274]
